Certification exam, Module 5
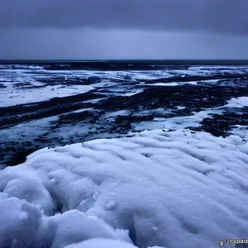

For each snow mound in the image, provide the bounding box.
[0,196,129,248]
[0,197,42,248]
[1,129,248,248]
[64,238,137,248]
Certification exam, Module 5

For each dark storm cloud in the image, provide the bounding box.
[1,28,248,60]
[1,0,248,60]
[0,0,248,34]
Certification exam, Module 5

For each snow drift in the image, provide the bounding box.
[0,129,248,248]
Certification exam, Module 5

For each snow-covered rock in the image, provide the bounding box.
[0,129,248,248]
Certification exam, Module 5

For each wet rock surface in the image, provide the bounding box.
[0,64,248,166]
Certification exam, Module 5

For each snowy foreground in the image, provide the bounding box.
[1,129,248,248]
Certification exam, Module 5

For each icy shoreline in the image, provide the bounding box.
[1,65,248,166]
[1,129,248,248]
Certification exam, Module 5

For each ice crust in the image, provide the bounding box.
[0,129,248,248]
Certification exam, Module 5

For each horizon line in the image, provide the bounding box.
[1,59,248,65]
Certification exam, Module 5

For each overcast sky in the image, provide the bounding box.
[0,0,248,60]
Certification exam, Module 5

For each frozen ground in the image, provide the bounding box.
[0,64,248,107]
[1,64,248,165]
[0,64,248,248]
